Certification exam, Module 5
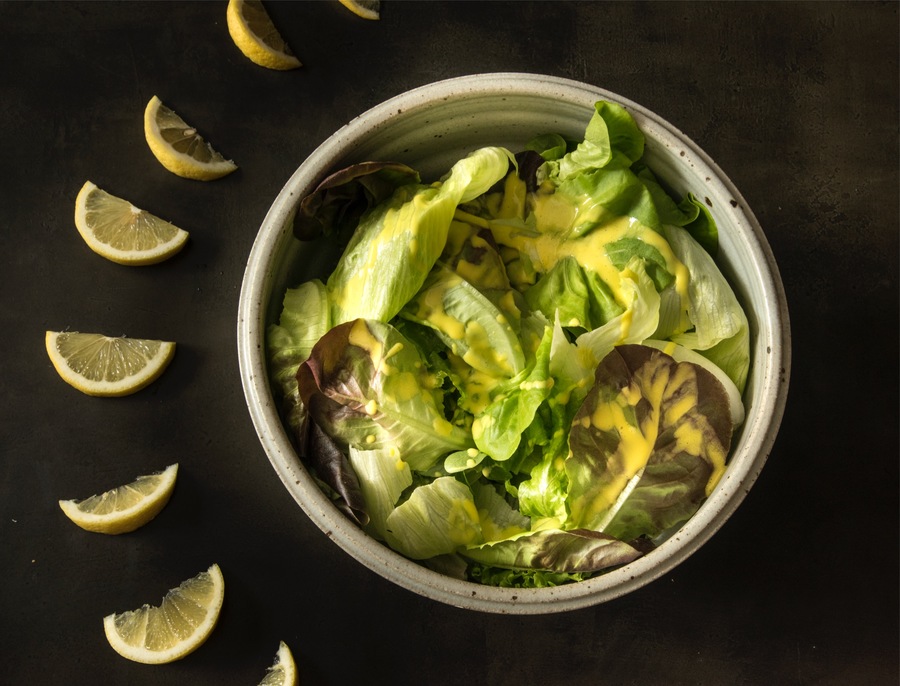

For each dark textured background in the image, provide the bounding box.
[2,2,897,684]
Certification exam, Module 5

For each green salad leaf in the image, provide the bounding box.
[462,528,642,574]
[402,262,525,380]
[471,320,554,462]
[293,161,420,241]
[270,100,751,587]
[664,224,750,392]
[298,318,472,472]
[266,279,331,434]
[566,345,733,535]
[326,146,515,325]
[525,256,623,331]
[384,476,481,560]
[348,445,412,540]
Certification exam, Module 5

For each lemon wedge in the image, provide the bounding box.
[227,0,302,70]
[144,96,237,181]
[103,564,225,664]
[59,464,178,535]
[74,181,189,265]
[258,641,298,686]
[339,0,380,20]
[45,331,176,397]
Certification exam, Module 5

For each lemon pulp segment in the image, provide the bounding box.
[144,96,237,181]
[227,0,302,70]
[74,181,189,265]
[45,330,176,396]
[59,464,179,534]
[103,563,225,664]
[339,0,381,20]
[258,641,298,686]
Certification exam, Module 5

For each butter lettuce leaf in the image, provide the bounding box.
[266,279,331,435]
[298,319,472,472]
[574,258,661,366]
[384,477,481,560]
[293,161,420,241]
[326,147,515,325]
[551,100,645,181]
[664,224,750,392]
[524,256,624,331]
[470,481,531,543]
[462,528,642,574]
[401,262,525,379]
[472,321,554,462]
[566,345,733,536]
[348,445,412,541]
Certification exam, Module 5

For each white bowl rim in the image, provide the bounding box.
[237,72,791,614]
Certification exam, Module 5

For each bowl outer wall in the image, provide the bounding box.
[237,73,791,614]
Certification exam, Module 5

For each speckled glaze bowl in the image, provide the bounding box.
[237,73,790,614]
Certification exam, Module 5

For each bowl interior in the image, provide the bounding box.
[238,73,790,614]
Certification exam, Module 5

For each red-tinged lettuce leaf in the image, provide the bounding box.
[461,528,643,574]
[514,150,547,193]
[603,449,716,543]
[297,414,368,527]
[297,318,473,473]
[293,161,420,241]
[566,344,733,538]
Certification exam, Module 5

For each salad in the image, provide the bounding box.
[267,101,749,588]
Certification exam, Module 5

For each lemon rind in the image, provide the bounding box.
[259,641,298,686]
[338,0,380,21]
[226,0,302,71]
[58,464,179,535]
[74,181,190,265]
[143,96,237,181]
[103,563,224,664]
[45,330,176,397]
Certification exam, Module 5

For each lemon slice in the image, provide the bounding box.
[103,563,225,664]
[258,641,298,686]
[59,464,178,535]
[339,0,380,20]
[144,96,237,181]
[74,181,189,265]
[227,0,302,70]
[45,331,176,397]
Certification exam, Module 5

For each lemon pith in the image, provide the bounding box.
[227,0,302,70]
[339,0,381,20]
[103,563,225,664]
[74,181,189,265]
[144,96,237,181]
[59,464,179,535]
[258,641,298,686]
[45,330,176,397]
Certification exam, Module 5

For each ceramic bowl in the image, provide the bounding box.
[237,73,790,614]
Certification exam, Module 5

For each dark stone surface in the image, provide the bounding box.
[1,2,897,684]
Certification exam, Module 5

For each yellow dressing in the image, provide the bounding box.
[432,416,454,437]
[447,498,481,546]
[483,175,691,320]
[497,173,527,219]
[479,508,527,542]
[349,319,383,360]
[391,371,420,402]
[579,360,672,523]
[412,278,466,341]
